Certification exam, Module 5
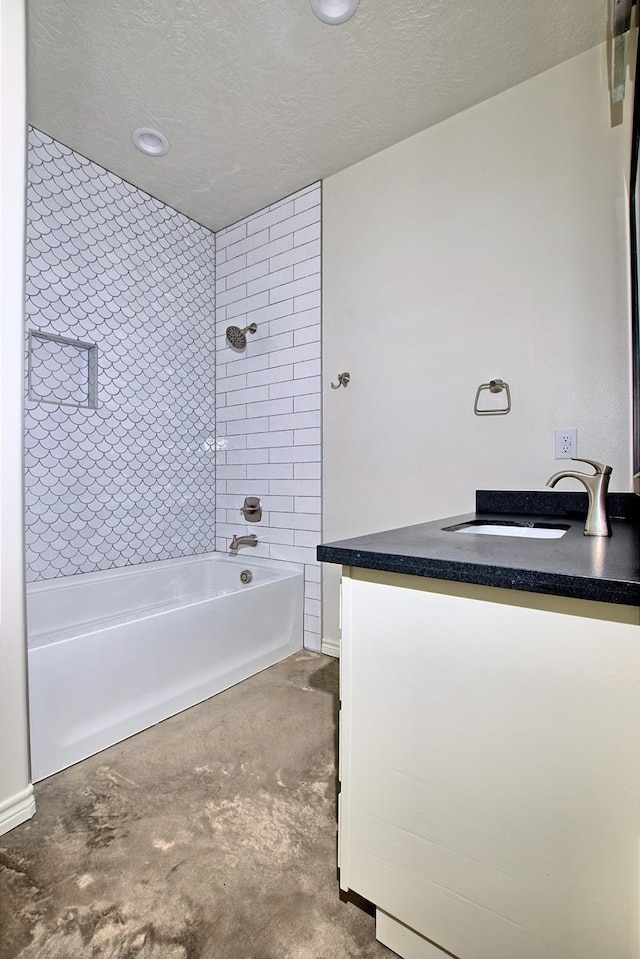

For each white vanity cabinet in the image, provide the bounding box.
[338,567,640,959]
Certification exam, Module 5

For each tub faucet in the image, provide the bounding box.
[229,533,258,552]
[545,458,612,537]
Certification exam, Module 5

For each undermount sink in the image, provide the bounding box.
[444,520,570,540]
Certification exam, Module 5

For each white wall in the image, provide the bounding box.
[322,44,633,646]
[0,0,35,834]
[215,184,322,650]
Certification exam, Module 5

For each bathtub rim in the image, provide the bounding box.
[27,551,304,649]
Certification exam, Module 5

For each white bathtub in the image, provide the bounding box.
[27,553,303,781]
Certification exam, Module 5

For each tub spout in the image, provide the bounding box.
[545,457,612,536]
[229,534,258,552]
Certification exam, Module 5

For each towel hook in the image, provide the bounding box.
[331,372,350,389]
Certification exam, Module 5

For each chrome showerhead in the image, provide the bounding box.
[225,323,257,351]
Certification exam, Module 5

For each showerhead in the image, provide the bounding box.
[225,323,257,351]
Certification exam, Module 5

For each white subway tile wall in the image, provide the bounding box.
[24,128,216,581]
[215,184,322,650]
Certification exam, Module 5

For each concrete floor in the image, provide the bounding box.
[0,651,393,959]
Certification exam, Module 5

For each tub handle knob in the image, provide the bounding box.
[240,496,262,522]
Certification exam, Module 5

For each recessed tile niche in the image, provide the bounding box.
[28,331,98,409]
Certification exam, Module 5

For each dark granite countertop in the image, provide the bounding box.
[317,491,640,606]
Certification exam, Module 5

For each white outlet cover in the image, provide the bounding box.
[555,428,577,459]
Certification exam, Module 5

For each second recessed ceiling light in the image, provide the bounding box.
[309,0,360,25]
[132,127,170,157]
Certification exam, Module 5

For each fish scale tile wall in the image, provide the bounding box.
[24,127,216,581]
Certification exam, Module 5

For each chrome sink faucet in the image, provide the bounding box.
[545,458,612,537]
[229,533,258,552]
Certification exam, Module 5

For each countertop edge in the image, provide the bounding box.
[316,544,638,606]
[317,495,640,607]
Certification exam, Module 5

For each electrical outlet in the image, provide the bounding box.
[555,428,577,459]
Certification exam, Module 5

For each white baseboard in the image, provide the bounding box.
[321,636,340,658]
[0,784,36,836]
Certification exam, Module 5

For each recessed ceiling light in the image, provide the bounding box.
[309,0,359,25]
[131,127,170,157]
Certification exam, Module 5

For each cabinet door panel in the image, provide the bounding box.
[339,572,640,959]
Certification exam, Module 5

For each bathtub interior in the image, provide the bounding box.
[27,552,305,781]
[27,552,299,647]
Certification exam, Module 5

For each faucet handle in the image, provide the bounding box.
[240,496,262,522]
[570,457,612,475]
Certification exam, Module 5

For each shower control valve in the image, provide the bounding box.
[240,496,262,522]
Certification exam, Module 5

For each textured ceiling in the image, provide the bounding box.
[27,0,608,231]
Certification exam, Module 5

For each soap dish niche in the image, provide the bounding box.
[28,330,98,409]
